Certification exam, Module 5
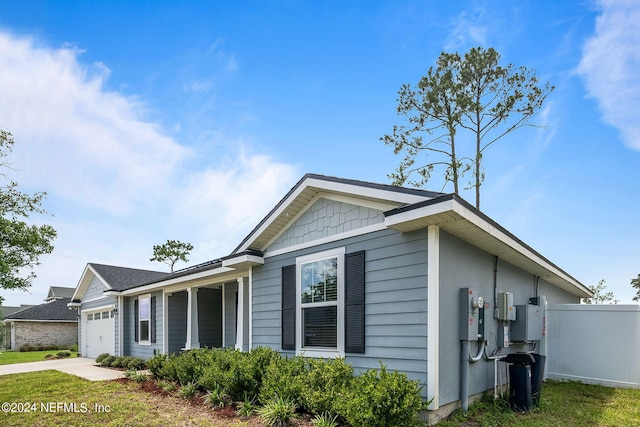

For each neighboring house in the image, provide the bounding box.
[4,297,78,350]
[45,286,75,303]
[69,174,591,419]
[1,305,37,319]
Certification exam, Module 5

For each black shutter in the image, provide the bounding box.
[134,299,139,342]
[345,250,365,354]
[281,264,296,351]
[151,296,157,343]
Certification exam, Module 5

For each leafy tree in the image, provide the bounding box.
[0,130,56,305]
[383,47,553,209]
[150,239,194,272]
[581,279,618,304]
[631,274,640,302]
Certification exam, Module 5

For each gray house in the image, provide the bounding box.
[69,174,590,418]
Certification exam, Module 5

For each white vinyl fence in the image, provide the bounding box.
[546,304,640,389]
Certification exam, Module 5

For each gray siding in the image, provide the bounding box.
[79,277,117,357]
[252,227,429,389]
[269,198,384,252]
[167,291,187,354]
[224,282,238,348]
[198,288,223,348]
[123,291,163,358]
[437,230,579,407]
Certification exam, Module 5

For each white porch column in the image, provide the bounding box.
[185,287,200,349]
[235,277,250,351]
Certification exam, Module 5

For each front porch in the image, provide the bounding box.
[164,277,250,354]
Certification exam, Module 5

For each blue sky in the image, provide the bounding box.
[0,0,638,306]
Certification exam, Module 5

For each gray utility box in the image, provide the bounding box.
[511,304,544,342]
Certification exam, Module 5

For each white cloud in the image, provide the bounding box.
[0,31,298,306]
[444,7,488,51]
[578,0,640,150]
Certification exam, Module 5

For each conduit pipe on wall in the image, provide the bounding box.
[461,339,487,411]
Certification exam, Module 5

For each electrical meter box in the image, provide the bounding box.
[511,303,544,342]
[496,292,516,321]
[459,287,484,341]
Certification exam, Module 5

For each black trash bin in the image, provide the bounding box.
[531,353,546,407]
[503,353,535,412]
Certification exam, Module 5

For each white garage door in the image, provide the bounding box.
[84,310,115,358]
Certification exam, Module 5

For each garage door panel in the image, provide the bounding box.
[84,310,115,358]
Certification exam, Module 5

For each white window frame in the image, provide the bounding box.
[138,293,151,346]
[296,247,345,358]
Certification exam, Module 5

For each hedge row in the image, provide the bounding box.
[147,347,425,427]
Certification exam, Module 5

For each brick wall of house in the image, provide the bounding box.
[11,321,78,349]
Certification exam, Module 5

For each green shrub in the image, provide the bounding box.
[99,355,116,367]
[95,353,110,364]
[56,351,71,358]
[258,396,297,427]
[206,386,231,408]
[127,356,146,370]
[19,344,74,352]
[124,369,148,382]
[311,412,339,427]
[237,397,256,418]
[298,357,353,415]
[180,382,198,399]
[146,353,168,378]
[157,379,176,392]
[335,363,425,427]
[259,355,307,406]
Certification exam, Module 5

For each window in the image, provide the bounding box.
[138,294,151,345]
[296,247,345,357]
[87,313,93,321]
[101,311,110,319]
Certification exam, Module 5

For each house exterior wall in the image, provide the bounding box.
[437,230,579,407]
[224,281,238,348]
[9,321,77,349]
[123,291,163,358]
[198,288,223,348]
[79,276,117,356]
[269,198,384,252]
[252,226,430,391]
[167,291,187,354]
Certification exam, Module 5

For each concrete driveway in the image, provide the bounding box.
[0,357,125,381]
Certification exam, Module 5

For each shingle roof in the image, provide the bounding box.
[89,264,170,291]
[4,298,77,321]
[1,305,37,319]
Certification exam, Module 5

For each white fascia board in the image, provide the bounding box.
[304,177,430,205]
[385,198,589,296]
[103,291,122,297]
[222,254,264,268]
[118,266,236,296]
[67,302,81,308]
[81,304,116,313]
[5,319,78,323]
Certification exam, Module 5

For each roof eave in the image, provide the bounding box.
[384,194,591,299]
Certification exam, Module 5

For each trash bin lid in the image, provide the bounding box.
[502,353,535,365]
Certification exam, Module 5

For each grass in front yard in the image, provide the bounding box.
[0,350,78,365]
[0,370,252,426]
[437,380,640,426]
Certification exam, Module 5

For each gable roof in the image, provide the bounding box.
[1,305,37,319]
[233,173,444,254]
[46,286,75,301]
[4,298,77,322]
[89,263,170,291]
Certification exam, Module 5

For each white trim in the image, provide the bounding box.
[427,225,440,410]
[296,247,345,358]
[118,266,236,296]
[222,254,264,268]
[117,296,123,357]
[82,295,113,304]
[221,283,226,348]
[138,293,152,346]
[385,198,589,297]
[3,319,78,323]
[248,267,253,350]
[265,223,386,258]
[81,304,116,313]
[162,290,169,354]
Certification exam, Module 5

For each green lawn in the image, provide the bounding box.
[437,380,640,426]
[0,350,78,365]
[0,371,638,426]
